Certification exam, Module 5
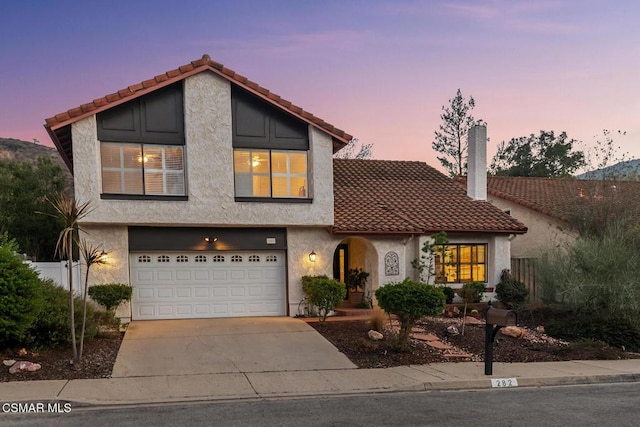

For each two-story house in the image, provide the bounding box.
[45,55,526,321]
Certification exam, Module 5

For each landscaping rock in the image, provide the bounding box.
[446,325,460,336]
[2,360,16,367]
[411,333,439,342]
[444,306,461,318]
[536,326,545,333]
[9,361,41,374]
[463,316,484,326]
[368,330,384,340]
[501,326,526,338]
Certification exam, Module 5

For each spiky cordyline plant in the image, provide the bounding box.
[78,239,106,362]
[44,194,93,364]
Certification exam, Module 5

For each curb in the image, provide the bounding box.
[4,373,638,407]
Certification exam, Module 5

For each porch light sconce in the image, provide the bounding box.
[204,236,218,243]
[309,251,317,263]
[99,251,109,263]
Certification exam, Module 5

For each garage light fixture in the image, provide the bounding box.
[204,236,218,243]
[309,251,317,263]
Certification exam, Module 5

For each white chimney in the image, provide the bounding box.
[467,124,487,201]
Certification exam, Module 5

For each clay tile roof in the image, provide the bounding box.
[45,54,353,171]
[333,159,527,235]
[474,176,640,222]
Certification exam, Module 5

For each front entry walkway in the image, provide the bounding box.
[111,317,356,377]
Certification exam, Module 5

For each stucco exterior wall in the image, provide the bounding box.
[79,225,132,321]
[71,72,334,228]
[488,196,576,258]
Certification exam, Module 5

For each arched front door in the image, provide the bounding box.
[333,243,349,299]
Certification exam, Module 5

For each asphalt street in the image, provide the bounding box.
[1,382,638,427]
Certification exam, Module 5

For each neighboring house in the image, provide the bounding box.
[44,55,526,321]
[475,176,640,258]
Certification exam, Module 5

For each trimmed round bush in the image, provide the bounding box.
[88,283,133,312]
[496,269,529,309]
[0,234,43,348]
[302,275,346,323]
[375,279,446,348]
[441,286,456,304]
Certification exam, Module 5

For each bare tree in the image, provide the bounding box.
[334,138,374,159]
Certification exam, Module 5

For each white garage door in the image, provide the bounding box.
[130,251,286,320]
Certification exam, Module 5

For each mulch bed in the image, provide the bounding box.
[0,333,123,382]
[4,316,639,381]
[310,318,640,369]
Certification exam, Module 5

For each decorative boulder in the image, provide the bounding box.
[446,325,460,336]
[368,330,384,341]
[2,360,16,367]
[501,326,526,338]
[9,361,41,374]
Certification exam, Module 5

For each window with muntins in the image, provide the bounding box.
[435,244,487,283]
[101,142,185,196]
[233,149,308,198]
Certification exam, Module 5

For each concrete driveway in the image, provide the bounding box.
[112,317,356,377]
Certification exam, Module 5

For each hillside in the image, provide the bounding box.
[577,159,640,180]
[0,137,73,192]
[0,137,66,166]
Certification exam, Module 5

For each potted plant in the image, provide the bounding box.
[346,268,370,305]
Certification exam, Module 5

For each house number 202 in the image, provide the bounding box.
[491,378,519,388]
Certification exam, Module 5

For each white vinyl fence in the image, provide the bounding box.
[26,261,82,295]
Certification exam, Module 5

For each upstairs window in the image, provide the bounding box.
[233,149,307,198]
[101,143,185,196]
[435,244,487,284]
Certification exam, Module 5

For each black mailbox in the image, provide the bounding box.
[486,307,517,327]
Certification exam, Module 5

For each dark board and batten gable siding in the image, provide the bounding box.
[97,83,185,145]
[231,86,309,150]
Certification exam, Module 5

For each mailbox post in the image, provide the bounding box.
[484,302,517,375]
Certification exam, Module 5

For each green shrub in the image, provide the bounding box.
[546,314,640,352]
[536,220,640,327]
[375,278,445,349]
[496,269,529,309]
[88,283,133,312]
[460,281,486,304]
[302,275,346,323]
[441,286,456,304]
[24,279,100,347]
[0,234,43,348]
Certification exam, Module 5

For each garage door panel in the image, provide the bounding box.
[176,270,191,280]
[213,287,227,297]
[194,271,210,280]
[157,271,173,281]
[176,288,191,298]
[230,270,245,280]
[130,251,285,320]
[231,287,245,297]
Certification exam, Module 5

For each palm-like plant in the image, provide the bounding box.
[44,194,93,364]
[78,239,106,362]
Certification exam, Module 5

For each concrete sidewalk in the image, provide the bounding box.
[2,359,640,405]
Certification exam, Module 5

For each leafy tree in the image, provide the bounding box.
[490,130,585,177]
[0,233,43,348]
[0,157,66,260]
[432,89,479,177]
[375,279,445,349]
[334,138,374,159]
[411,231,449,284]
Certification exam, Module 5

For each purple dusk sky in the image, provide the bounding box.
[1,0,638,171]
